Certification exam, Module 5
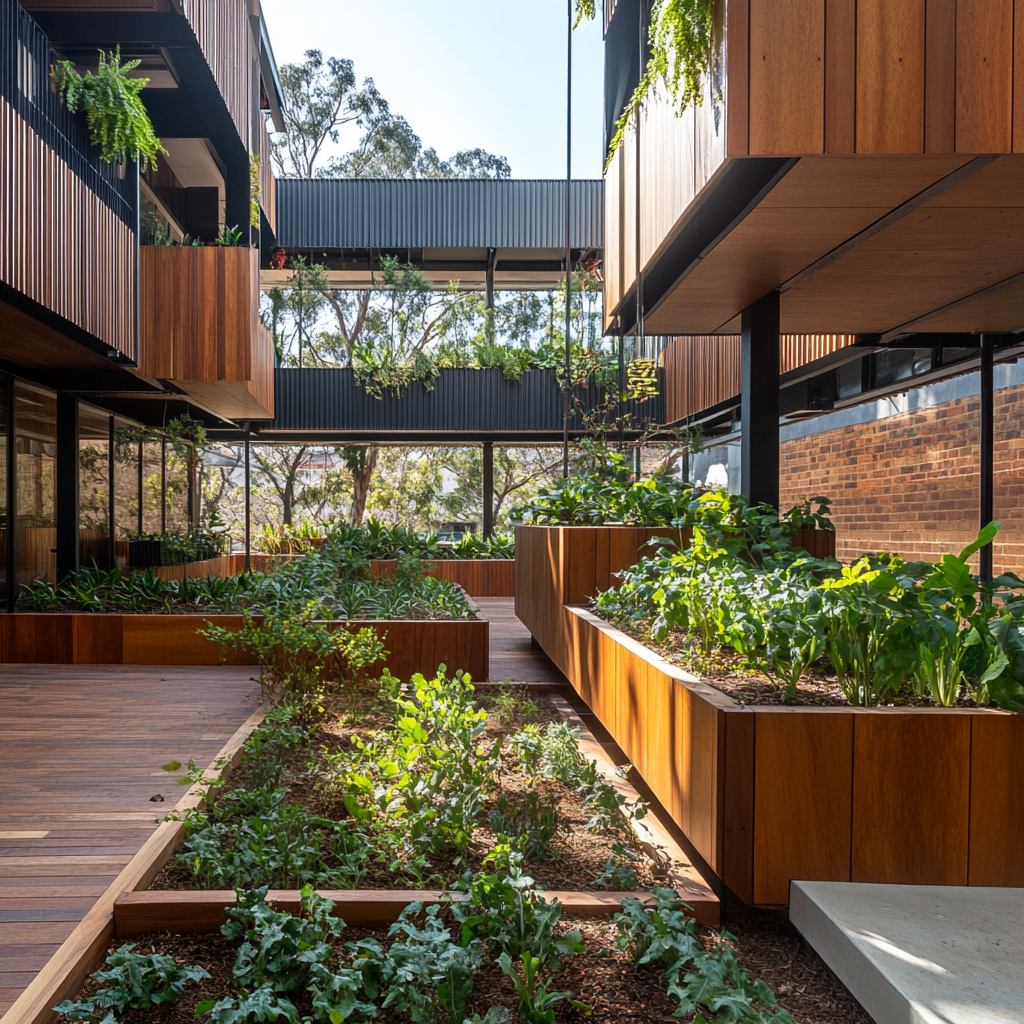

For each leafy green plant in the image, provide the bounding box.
[488,790,560,860]
[54,944,209,1022]
[216,224,246,247]
[615,889,791,1024]
[51,47,166,167]
[498,950,592,1024]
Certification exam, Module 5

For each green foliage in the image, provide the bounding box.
[216,224,246,247]
[605,0,717,166]
[51,47,166,168]
[249,154,262,228]
[615,889,792,1023]
[600,521,1024,712]
[54,944,208,1022]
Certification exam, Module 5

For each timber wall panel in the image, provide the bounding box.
[851,712,971,885]
[258,115,276,235]
[721,710,755,903]
[752,710,853,905]
[968,714,1024,886]
[749,0,825,155]
[955,0,1014,154]
[925,0,957,153]
[824,0,856,153]
[856,0,926,154]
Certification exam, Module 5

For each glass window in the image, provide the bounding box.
[113,417,139,566]
[79,405,110,571]
[142,440,164,534]
[165,440,192,535]
[15,384,57,589]
[0,374,8,599]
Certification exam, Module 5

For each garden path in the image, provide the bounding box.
[0,665,259,1016]
[477,597,566,685]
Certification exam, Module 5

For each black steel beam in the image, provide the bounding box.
[740,291,780,509]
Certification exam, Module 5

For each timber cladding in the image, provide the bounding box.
[516,525,1024,905]
[0,613,489,682]
[139,246,274,418]
[370,559,516,598]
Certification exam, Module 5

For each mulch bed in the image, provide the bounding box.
[68,908,870,1024]
[150,691,659,894]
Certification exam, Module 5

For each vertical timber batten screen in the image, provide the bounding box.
[662,334,854,423]
[0,0,136,358]
[183,0,254,151]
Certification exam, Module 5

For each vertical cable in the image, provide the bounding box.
[562,0,573,478]
[244,430,252,573]
[979,335,994,582]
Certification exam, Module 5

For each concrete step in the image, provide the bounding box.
[790,881,1024,1024]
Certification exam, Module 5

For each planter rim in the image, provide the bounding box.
[6,611,487,623]
[567,605,1015,717]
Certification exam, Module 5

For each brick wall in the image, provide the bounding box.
[779,382,1024,574]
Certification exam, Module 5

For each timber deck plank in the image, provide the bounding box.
[475,597,567,684]
[0,665,258,1016]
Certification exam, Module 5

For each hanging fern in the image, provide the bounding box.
[51,47,166,169]
[584,0,716,167]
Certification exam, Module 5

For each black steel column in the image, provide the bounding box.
[6,376,16,610]
[979,334,995,582]
[482,441,494,538]
[244,433,251,572]
[55,394,79,582]
[137,440,144,536]
[485,248,496,332]
[740,291,781,510]
[107,415,115,570]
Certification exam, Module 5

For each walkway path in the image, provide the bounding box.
[477,597,566,684]
[0,665,258,1015]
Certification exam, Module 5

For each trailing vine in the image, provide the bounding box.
[249,154,261,228]
[113,413,207,465]
[51,47,166,169]
[353,350,440,400]
[576,0,716,166]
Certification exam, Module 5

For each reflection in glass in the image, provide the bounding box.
[79,404,110,570]
[15,384,57,588]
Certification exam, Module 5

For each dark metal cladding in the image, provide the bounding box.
[272,368,662,433]
[274,179,604,250]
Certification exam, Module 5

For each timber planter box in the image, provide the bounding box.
[370,558,515,597]
[515,524,1023,905]
[529,604,1024,907]
[0,612,488,681]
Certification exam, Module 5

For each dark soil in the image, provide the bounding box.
[150,691,658,894]
[67,908,870,1024]
[601,616,984,709]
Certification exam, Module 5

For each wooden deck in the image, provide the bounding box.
[0,665,259,1015]
[477,597,567,684]
[0,603,561,1015]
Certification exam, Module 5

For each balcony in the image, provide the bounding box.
[605,0,1024,339]
[138,246,275,420]
[0,0,136,365]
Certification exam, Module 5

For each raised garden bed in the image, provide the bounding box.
[515,524,1024,906]
[0,612,489,680]
[371,558,515,597]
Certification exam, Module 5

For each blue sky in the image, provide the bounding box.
[260,0,605,180]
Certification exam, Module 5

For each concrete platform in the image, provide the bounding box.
[790,881,1024,1024]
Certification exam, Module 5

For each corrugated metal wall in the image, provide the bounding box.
[272,367,662,433]
[275,179,604,250]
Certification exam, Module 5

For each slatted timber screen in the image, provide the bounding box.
[258,113,276,234]
[661,334,854,423]
[183,0,254,150]
[0,0,135,356]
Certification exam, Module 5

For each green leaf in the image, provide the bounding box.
[162,761,182,772]
[959,521,1001,563]
[195,1000,216,1016]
